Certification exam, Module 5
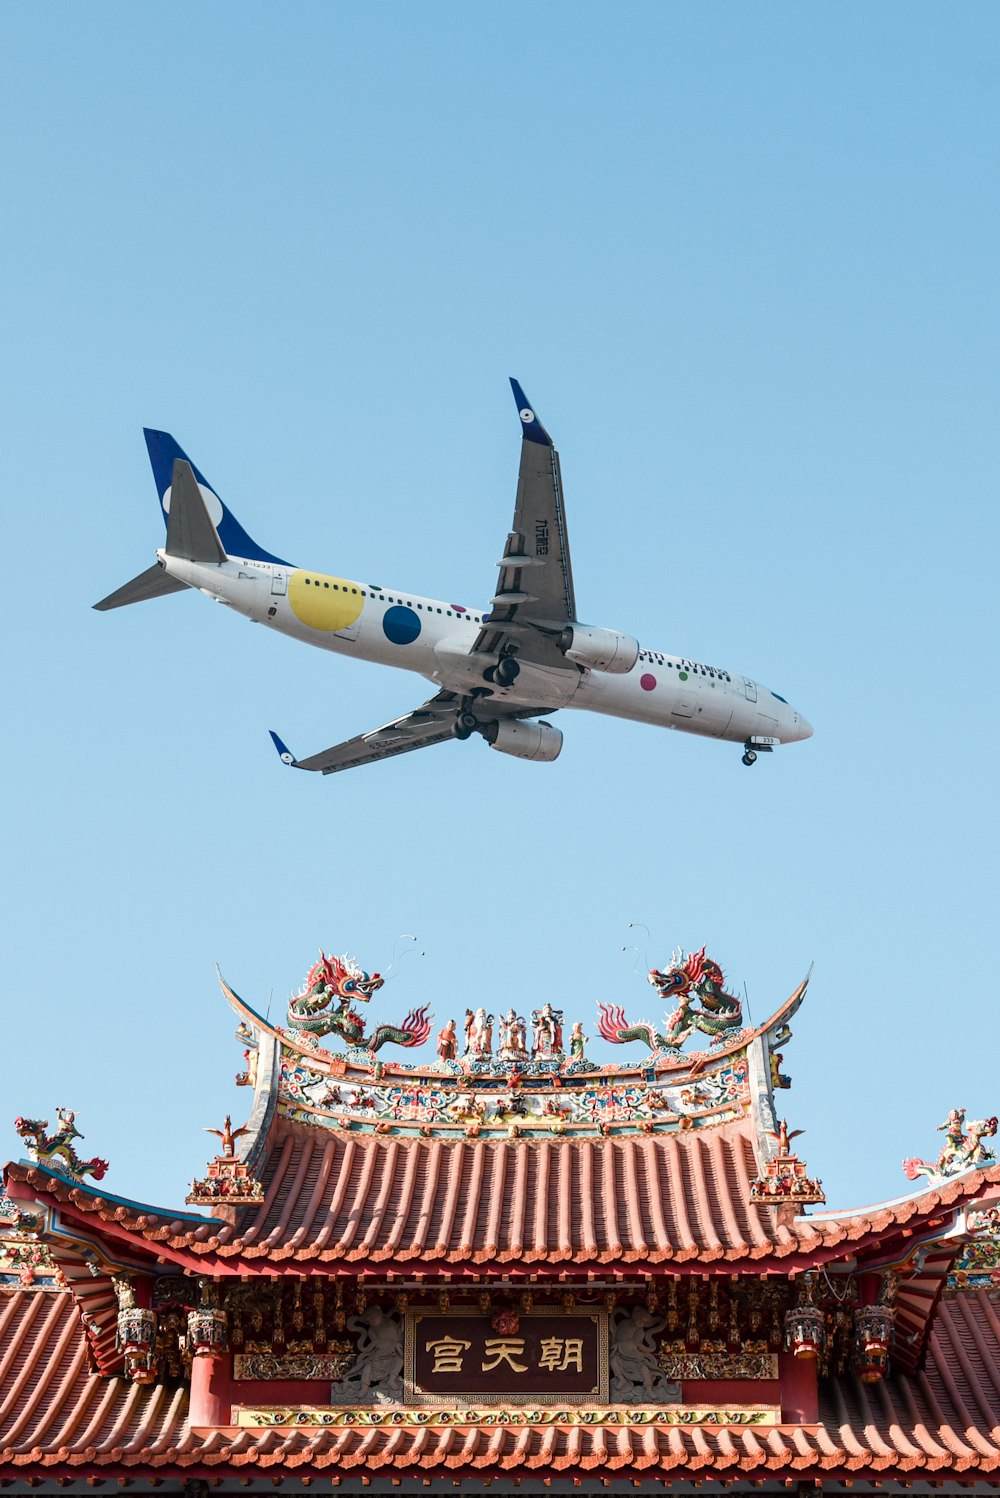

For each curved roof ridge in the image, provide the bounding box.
[4,1162,214,1225]
[802,1163,1000,1224]
[216,965,813,1083]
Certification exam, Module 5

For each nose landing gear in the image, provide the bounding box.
[742,737,775,767]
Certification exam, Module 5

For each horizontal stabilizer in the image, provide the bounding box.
[93,563,188,612]
[165,459,227,564]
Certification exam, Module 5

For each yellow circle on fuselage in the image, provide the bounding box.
[288,571,365,632]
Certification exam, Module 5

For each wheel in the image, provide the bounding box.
[457,710,478,735]
[482,665,496,684]
[495,657,520,687]
[742,750,757,766]
[454,723,473,741]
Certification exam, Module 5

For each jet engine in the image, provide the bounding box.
[558,624,640,674]
[485,719,564,762]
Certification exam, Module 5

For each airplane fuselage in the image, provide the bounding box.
[160,551,812,750]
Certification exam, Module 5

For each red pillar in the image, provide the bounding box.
[779,1350,819,1423]
[189,1354,234,1427]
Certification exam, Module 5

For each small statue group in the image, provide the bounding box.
[435,1004,584,1065]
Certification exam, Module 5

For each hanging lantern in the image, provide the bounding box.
[187,1306,229,1357]
[853,1304,894,1383]
[785,1300,825,1359]
[116,1306,158,1383]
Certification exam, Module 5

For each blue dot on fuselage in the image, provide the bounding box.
[383,605,421,646]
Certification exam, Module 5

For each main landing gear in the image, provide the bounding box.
[483,647,520,688]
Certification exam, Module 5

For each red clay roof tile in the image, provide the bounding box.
[6,1287,1000,1483]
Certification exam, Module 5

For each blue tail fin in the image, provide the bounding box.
[143,429,291,566]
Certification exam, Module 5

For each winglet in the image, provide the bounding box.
[509,378,553,447]
[269,730,298,767]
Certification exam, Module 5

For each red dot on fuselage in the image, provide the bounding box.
[640,673,657,691]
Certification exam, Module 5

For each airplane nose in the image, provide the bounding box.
[790,712,813,742]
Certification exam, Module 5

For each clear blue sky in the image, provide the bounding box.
[2,4,998,1211]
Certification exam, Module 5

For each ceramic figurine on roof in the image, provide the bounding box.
[463,1006,494,1058]
[287,950,431,1053]
[498,1007,529,1061]
[597,946,743,1051]
[531,1002,564,1060]
[187,1113,264,1206]
[903,1108,998,1185]
[204,1114,250,1157]
[750,1119,825,1205]
[13,1110,108,1183]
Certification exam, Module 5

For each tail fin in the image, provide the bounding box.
[93,563,187,612]
[143,429,290,566]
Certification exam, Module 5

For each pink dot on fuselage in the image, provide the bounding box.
[640,673,657,691]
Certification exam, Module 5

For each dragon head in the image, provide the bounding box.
[304,951,384,1007]
[648,946,719,999]
[14,1116,46,1144]
[648,946,694,997]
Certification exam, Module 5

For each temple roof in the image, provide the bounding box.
[6,1283,1000,1485]
[11,1125,996,1279]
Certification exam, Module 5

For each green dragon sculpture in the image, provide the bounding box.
[14,1109,109,1182]
[598,947,744,1051]
[286,952,431,1053]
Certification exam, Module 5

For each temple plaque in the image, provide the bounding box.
[406,1311,608,1403]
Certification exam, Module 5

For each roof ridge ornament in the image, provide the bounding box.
[187,1113,264,1206]
[286,950,431,1055]
[749,1118,826,1207]
[598,947,746,1053]
[13,1108,109,1184]
[903,1107,998,1186]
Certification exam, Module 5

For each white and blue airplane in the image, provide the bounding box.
[95,381,812,774]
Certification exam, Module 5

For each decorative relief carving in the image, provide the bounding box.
[658,1350,779,1380]
[329,1307,404,1404]
[233,1404,780,1429]
[609,1307,680,1403]
[234,1349,353,1382]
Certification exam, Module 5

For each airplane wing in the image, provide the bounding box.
[471,381,578,671]
[270,691,551,775]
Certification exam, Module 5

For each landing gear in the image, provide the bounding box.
[741,737,774,766]
[484,650,521,688]
[455,709,478,741]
